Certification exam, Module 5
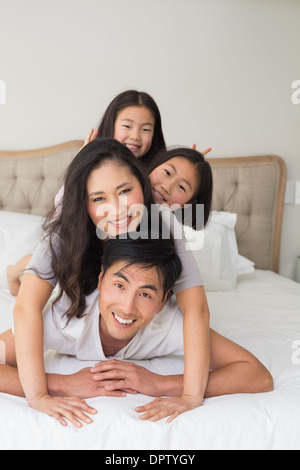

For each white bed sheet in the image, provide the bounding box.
[0,270,299,450]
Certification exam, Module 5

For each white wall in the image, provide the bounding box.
[0,0,299,279]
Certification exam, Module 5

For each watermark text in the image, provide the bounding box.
[0,80,6,104]
[291,80,300,105]
[291,340,300,365]
[94,202,204,250]
[104,453,196,466]
[0,340,6,364]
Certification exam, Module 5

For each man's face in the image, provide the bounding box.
[98,261,168,348]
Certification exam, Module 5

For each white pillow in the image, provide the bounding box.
[0,211,44,288]
[184,211,255,291]
[237,254,255,276]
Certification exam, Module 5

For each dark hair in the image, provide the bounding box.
[44,138,155,321]
[101,235,182,299]
[146,147,213,230]
[97,90,166,165]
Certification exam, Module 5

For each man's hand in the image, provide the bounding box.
[90,359,166,397]
[135,394,203,423]
[49,361,164,399]
[49,367,127,399]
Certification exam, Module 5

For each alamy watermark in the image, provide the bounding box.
[0,340,5,364]
[291,340,300,365]
[94,202,205,250]
[291,80,300,105]
[0,80,6,104]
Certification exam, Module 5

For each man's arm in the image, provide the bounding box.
[49,360,184,399]
[47,366,131,398]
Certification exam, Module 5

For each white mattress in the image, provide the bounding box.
[0,270,299,450]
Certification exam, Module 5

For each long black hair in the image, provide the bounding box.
[44,138,155,321]
[97,90,166,165]
[147,147,213,230]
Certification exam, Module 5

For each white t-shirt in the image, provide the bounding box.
[43,291,183,361]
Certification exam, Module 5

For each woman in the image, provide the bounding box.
[5,138,206,426]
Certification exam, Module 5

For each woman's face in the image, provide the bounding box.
[149,156,199,208]
[86,160,145,238]
[113,106,155,158]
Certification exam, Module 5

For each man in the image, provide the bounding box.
[0,236,273,426]
[48,236,273,423]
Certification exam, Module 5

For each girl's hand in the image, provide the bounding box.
[192,144,212,156]
[29,394,97,428]
[82,128,99,148]
[135,394,203,423]
[202,147,212,156]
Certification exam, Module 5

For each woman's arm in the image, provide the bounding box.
[125,287,211,424]
[13,273,96,427]
[176,286,210,404]
[164,209,210,406]
[137,286,210,423]
[13,273,53,406]
[147,208,210,421]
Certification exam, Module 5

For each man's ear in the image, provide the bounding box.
[157,290,171,312]
[97,268,104,291]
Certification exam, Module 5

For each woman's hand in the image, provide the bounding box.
[135,394,203,423]
[28,393,97,428]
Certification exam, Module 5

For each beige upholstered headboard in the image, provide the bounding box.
[0,143,286,273]
[208,155,286,273]
[0,141,83,216]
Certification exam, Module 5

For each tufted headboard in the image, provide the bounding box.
[0,143,286,273]
[0,141,83,216]
[208,155,286,273]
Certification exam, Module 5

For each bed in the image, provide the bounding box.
[0,142,299,451]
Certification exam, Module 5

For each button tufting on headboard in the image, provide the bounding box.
[208,155,286,272]
[0,146,287,273]
[0,141,83,217]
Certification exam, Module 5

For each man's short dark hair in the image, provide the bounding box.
[101,236,182,299]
